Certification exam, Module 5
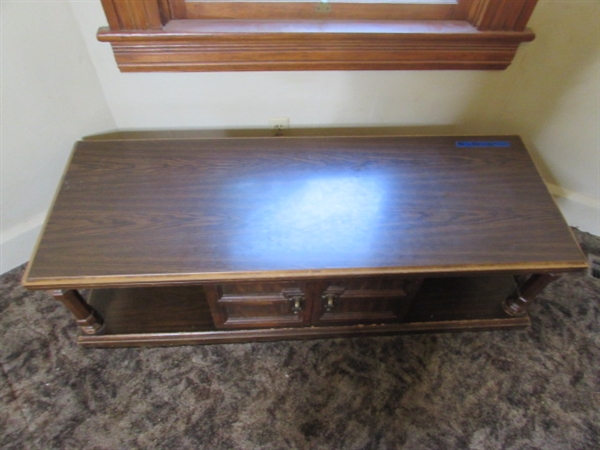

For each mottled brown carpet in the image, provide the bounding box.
[1,230,599,449]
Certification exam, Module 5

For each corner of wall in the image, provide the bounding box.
[547,183,600,236]
[1,1,116,275]
[0,212,46,274]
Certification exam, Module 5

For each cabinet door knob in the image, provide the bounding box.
[321,293,338,312]
[284,293,304,314]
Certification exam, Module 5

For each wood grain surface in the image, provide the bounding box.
[23,136,586,289]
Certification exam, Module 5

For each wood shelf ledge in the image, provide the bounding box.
[97,19,536,72]
[78,276,530,347]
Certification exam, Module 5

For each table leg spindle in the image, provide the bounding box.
[502,274,559,316]
[53,289,104,335]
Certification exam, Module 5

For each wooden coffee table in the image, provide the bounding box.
[22,135,587,347]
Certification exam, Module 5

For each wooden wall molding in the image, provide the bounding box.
[100,0,163,30]
[97,0,538,72]
[468,0,538,31]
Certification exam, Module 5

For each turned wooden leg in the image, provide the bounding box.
[502,273,560,316]
[53,289,104,335]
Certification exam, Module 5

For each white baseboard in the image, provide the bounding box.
[1,212,46,275]
[546,183,600,236]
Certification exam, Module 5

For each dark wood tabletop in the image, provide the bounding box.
[23,135,587,289]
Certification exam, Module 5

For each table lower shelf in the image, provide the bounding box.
[80,275,529,347]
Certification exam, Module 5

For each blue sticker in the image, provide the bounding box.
[455,141,511,148]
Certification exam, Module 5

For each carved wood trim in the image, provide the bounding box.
[98,0,538,71]
[100,0,163,30]
[98,22,536,71]
[468,0,538,31]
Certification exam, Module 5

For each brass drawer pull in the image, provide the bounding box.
[322,293,336,312]
[283,292,304,314]
[321,290,344,312]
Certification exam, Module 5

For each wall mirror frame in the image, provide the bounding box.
[97,0,539,72]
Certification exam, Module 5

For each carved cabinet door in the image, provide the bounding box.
[311,278,423,325]
[205,277,422,329]
[204,281,313,328]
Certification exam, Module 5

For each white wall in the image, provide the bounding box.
[1,0,598,274]
[0,1,115,273]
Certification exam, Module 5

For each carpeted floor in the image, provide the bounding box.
[1,230,599,450]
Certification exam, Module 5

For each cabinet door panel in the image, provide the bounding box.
[204,282,311,328]
[312,278,422,325]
